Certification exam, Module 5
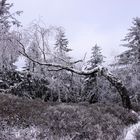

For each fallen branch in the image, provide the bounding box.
[15,39,132,109]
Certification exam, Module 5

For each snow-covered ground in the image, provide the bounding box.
[122,111,140,140]
[0,126,40,140]
[123,122,140,140]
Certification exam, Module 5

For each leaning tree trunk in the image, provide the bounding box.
[16,33,132,109]
[101,68,132,109]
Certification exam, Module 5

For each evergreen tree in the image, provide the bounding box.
[0,0,21,70]
[117,17,140,65]
[55,28,71,53]
[88,44,104,69]
[113,17,140,103]
[54,27,72,65]
[83,44,104,103]
[53,28,74,102]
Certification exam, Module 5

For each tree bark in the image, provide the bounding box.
[101,68,132,109]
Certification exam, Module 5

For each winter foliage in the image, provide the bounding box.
[117,17,140,65]
[0,0,140,139]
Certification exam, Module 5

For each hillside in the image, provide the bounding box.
[0,93,139,140]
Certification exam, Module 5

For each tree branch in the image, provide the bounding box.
[16,39,132,109]
[16,39,99,75]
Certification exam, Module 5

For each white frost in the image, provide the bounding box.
[123,111,140,140]
[4,126,41,140]
[123,122,140,140]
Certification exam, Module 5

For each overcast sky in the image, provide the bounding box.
[11,0,140,63]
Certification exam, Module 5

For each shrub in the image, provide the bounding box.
[0,94,138,139]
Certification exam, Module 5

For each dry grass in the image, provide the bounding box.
[0,93,138,140]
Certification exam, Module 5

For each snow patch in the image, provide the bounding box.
[1,126,41,140]
[123,111,140,140]
[123,122,140,140]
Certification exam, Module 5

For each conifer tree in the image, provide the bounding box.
[53,28,74,102]
[0,0,21,70]
[88,44,104,69]
[114,18,140,103]
[54,27,72,65]
[117,17,140,65]
[84,44,104,103]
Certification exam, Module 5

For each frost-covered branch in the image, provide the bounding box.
[101,68,131,109]
[16,40,132,109]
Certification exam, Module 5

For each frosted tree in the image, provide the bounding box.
[23,22,53,75]
[26,41,42,72]
[21,25,77,102]
[88,44,104,69]
[53,28,74,102]
[0,0,22,70]
[19,40,132,108]
[18,26,132,108]
[114,17,140,103]
[83,44,105,103]
[117,17,140,65]
[0,31,21,70]
[0,0,21,28]
[54,27,72,65]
